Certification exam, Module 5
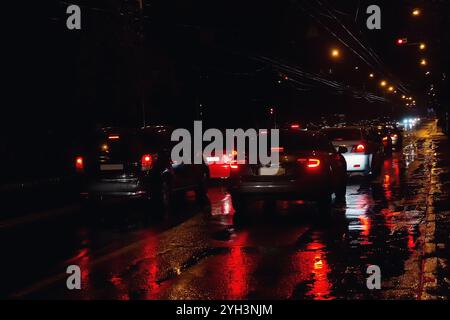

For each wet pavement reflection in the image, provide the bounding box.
[1,121,446,300]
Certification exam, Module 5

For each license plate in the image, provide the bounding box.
[259,167,285,176]
[100,164,124,171]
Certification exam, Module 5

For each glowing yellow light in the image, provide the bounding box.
[420,59,427,66]
[380,80,387,87]
[388,86,394,92]
[412,9,421,16]
[331,49,340,58]
[369,73,375,78]
[419,43,426,50]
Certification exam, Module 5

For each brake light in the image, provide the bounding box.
[75,156,84,172]
[355,144,365,153]
[382,136,389,141]
[108,135,120,140]
[290,124,300,129]
[297,158,321,169]
[307,159,321,168]
[230,160,239,169]
[141,154,153,171]
[271,147,284,153]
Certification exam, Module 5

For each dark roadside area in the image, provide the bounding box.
[428,124,450,298]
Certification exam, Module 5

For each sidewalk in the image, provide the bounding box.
[420,123,450,299]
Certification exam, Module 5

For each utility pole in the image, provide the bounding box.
[137,0,146,128]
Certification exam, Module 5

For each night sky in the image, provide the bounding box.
[2,0,449,179]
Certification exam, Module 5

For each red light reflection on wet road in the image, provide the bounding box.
[226,232,250,299]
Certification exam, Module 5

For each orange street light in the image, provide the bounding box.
[412,8,421,16]
[380,80,387,87]
[331,48,340,58]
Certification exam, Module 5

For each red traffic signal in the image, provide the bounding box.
[396,38,408,45]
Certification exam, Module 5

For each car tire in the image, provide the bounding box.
[335,180,347,200]
[152,179,172,219]
[317,192,332,217]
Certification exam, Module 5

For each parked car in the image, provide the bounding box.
[75,126,209,215]
[228,130,347,220]
[321,126,384,176]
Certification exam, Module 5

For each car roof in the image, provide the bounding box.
[321,126,362,131]
[281,129,327,139]
[140,125,172,134]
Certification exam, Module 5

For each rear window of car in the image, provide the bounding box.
[280,133,331,152]
[322,128,362,141]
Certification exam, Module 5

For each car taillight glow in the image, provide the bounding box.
[307,158,321,168]
[230,160,239,169]
[75,156,84,171]
[141,154,153,171]
[297,158,321,169]
[271,147,284,153]
[355,144,365,153]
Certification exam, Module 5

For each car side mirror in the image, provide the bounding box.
[338,146,348,154]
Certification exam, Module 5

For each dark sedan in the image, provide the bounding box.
[75,126,209,216]
[228,130,347,221]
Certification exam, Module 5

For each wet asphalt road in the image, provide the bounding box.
[1,120,448,300]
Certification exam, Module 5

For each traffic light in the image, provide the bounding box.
[396,38,408,45]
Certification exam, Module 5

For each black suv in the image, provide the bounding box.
[75,126,209,215]
[228,130,347,219]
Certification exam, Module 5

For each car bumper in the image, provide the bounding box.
[80,178,151,200]
[342,153,371,172]
[208,164,231,179]
[228,178,329,200]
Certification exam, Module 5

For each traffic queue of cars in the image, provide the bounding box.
[74,121,405,221]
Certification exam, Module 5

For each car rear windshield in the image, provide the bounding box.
[322,128,362,141]
[280,133,330,152]
[93,131,142,160]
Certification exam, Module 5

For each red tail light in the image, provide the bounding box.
[75,156,84,172]
[271,147,284,153]
[354,144,365,153]
[141,154,153,171]
[307,158,321,168]
[230,160,239,169]
[297,158,321,169]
